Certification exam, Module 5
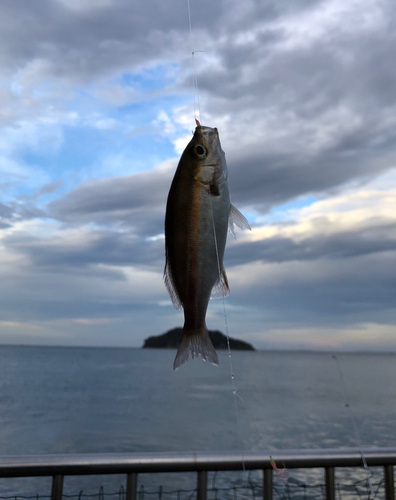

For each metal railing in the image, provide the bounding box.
[0,448,395,500]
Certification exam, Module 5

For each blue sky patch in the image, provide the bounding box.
[121,63,179,92]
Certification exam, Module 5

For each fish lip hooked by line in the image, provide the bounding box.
[197,127,219,142]
[197,125,216,133]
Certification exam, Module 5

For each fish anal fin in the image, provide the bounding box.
[211,267,230,299]
[164,260,182,310]
[173,326,219,370]
[228,204,251,239]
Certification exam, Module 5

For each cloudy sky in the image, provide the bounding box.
[0,0,395,351]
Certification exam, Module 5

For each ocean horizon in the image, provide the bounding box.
[2,343,396,354]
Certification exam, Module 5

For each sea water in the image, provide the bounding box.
[0,346,395,498]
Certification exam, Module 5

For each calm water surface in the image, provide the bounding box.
[0,346,395,497]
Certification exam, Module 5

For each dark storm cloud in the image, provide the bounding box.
[0,0,223,82]
[193,1,396,113]
[0,0,321,77]
[225,251,396,330]
[228,145,396,210]
[49,172,167,216]
[0,202,13,228]
[0,202,13,218]
[0,200,42,227]
[226,220,396,266]
[4,229,164,271]
[0,249,162,324]
[48,164,175,235]
[0,297,135,323]
[0,289,161,324]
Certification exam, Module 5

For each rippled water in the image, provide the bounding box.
[0,346,395,497]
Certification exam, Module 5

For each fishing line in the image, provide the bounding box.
[332,355,375,500]
[187,0,202,124]
[209,196,240,422]
[209,196,290,485]
[209,195,246,475]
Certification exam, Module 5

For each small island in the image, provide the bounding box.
[142,327,255,351]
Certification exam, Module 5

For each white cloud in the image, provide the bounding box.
[276,0,386,50]
[247,169,396,243]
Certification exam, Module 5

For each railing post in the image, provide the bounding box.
[325,467,335,500]
[385,465,395,500]
[51,475,64,500]
[126,472,138,500]
[197,470,207,500]
[263,469,273,500]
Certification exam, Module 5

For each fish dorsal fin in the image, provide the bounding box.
[164,259,182,310]
[211,267,230,299]
[228,204,251,239]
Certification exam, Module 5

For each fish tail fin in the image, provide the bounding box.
[173,326,219,371]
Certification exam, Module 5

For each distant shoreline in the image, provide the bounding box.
[142,328,255,350]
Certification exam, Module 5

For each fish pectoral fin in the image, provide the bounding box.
[211,267,230,299]
[164,261,183,310]
[228,204,251,239]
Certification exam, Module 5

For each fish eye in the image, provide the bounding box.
[194,145,206,158]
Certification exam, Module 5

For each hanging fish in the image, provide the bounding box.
[164,121,250,370]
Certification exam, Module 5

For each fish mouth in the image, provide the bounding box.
[199,125,217,134]
[195,125,220,149]
[195,125,218,138]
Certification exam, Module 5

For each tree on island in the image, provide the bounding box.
[142,328,255,351]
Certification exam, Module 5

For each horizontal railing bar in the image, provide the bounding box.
[0,448,395,478]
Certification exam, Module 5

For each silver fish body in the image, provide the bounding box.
[164,125,249,370]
